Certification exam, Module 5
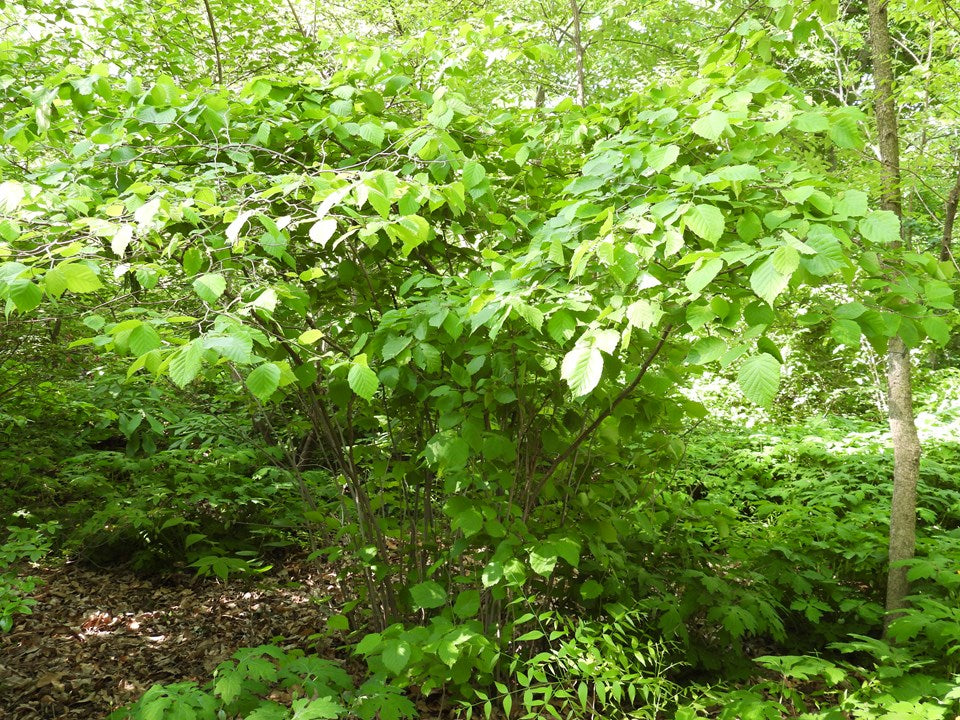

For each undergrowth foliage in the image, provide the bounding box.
[1,1,960,719]
[0,522,57,632]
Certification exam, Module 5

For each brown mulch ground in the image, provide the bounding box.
[0,557,349,719]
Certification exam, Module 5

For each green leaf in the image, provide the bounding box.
[358,122,385,147]
[215,672,244,704]
[736,212,762,242]
[561,343,603,397]
[687,336,726,365]
[804,226,846,276]
[348,354,380,401]
[388,215,431,256]
[737,353,781,406]
[691,110,729,141]
[552,536,580,567]
[714,164,761,181]
[427,100,454,128]
[291,696,346,719]
[355,632,382,655]
[923,316,950,345]
[83,314,106,331]
[529,545,557,577]
[462,161,486,188]
[129,324,161,356]
[47,263,102,294]
[310,218,338,246]
[327,615,349,632]
[580,579,603,600]
[565,175,605,194]
[381,335,411,361]
[259,230,288,258]
[770,245,800,275]
[858,211,900,244]
[246,363,281,400]
[830,318,862,346]
[138,106,176,124]
[828,111,863,149]
[685,204,725,244]
[299,329,324,344]
[193,273,226,303]
[742,304,773,333]
[626,299,663,330]
[834,190,868,218]
[834,301,867,319]
[481,561,503,587]
[782,186,814,204]
[169,342,204,388]
[382,640,412,674]
[453,590,481,618]
[0,220,19,242]
[410,581,447,610]
[515,302,543,331]
[685,258,723,294]
[203,334,252,363]
[646,144,680,172]
[425,433,470,470]
[757,336,783,363]
[451,505,483,536]
[547,310,576,344]
[8,280,42,312]
[182,247,203,276]
[792,111,830,132]
[924,280,954,309]
[750,257,790,305]
[413,342,441,373]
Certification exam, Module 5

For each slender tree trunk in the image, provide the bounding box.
[866,0,922,631]
[568,0,586,105]
[201,0,224,85]
[941,162,960,262]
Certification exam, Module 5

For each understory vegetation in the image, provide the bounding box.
[2,0,960,718]
[4,364,960,718]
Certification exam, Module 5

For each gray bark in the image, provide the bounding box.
[866,0,922,630]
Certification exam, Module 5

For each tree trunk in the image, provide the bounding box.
[568,0,586,105]
[941,162,960,262]
[865,0,922,630]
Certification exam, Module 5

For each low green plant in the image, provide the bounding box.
[677,647,960,720]
[0,521,57,632]
[490,605,681,720]
[110,644,416,720]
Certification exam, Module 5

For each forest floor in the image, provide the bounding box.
[0,556,351,719]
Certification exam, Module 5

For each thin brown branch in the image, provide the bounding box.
[523,324,673,520]
[201,0,224,85]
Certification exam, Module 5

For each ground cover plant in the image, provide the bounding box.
[1,0,960,718]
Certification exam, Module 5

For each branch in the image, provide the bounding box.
[285,0,308,37]
[201,0,224,85]
[523,324,673,518]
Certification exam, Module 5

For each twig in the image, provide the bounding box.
[523,324,673,520]
[201,0,224,85]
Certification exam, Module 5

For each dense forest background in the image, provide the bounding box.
[1,0,960,718]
